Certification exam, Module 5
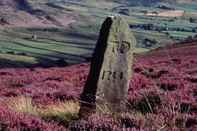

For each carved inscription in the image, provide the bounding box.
[101,70,124,80]
[112,41,131,54]
[112,32,131,54]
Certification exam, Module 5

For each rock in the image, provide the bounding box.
[79,16,136,117]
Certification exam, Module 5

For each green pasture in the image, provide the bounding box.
[0,1,197,67]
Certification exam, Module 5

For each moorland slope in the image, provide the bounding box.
[0,41,196,130]
[0,0,75,28]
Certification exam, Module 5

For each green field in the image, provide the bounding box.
[0,0,197,67]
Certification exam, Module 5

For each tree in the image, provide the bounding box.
[189,17,195,23]
[32,34,37,40]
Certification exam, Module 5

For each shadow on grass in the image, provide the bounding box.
[1,43,91,68]
[0,56,71,68]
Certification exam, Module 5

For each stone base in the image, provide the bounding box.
[96,100,127,115]
[78,103,96,119]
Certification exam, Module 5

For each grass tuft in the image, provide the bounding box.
[39,101,80,126]
[6,96,80,126]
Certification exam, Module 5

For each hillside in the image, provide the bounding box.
[0,41,196,130]
[0,0,31,10]
[112,0,197,5]
[0,0,76,28]
[129,0,197,4]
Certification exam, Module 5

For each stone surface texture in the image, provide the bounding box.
[79,16,136,117]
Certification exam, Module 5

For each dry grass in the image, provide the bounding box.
[0,53,38,64]
[134,48,150,54]
[7,96,38,116]
[6,96,80,123]
[39,101,80,123]
[5,96,193,129]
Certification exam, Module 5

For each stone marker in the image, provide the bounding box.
[79,16,136,117]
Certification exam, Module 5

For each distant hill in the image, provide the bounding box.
[0,0,31,11]
[113,0,197,6]
[0,0,76,28]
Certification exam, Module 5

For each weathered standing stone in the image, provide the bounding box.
[79,16,136,117]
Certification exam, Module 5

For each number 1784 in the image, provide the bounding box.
[101,70,123,80]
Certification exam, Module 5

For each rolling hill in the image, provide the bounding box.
[0,0,196,67]
[133,0,197,6]
[0,0,76,28]
[0,0,31,10]
[110,0,197,5]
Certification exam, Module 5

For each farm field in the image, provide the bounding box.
[0,0,197,66]
[0,41,196,130]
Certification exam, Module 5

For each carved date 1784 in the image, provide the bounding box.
[102,71,123,80]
